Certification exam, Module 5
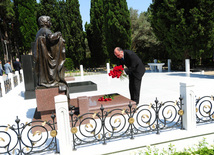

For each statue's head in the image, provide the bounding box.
[38,16,52,28]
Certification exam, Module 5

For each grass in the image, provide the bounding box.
[65,67,107,77]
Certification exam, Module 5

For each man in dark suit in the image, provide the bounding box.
[13,58,21,74]
[114,47,145,105]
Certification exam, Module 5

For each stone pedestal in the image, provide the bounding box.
[55,95,72,154]
[35,86,66,120]
[180,82,196,131]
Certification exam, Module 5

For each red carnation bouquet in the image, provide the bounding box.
[98,95,113,101]
[108,65,127,79]
[98,96,112,101]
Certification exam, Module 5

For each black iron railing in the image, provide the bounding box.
[4,79,11,94]
[196,95,214,124]
[0,114,58,154]
[13,76,18,87]
[70,97,184,150]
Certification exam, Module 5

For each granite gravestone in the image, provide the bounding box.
[21,55,36,99]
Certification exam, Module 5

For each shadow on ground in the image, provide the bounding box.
[167,73,214,79]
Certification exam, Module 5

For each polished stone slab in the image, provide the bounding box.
[68,81,97,93]
[21,55,36,99]
[69,93,136,115]
[65,76,75,82]
[35,86,66,113]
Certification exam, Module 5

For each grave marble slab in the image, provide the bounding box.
[68,81,97,93]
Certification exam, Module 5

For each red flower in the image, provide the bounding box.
[98,95,114,102]
[108,65,127,80]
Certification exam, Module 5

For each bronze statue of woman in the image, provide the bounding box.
[34,16,69,99]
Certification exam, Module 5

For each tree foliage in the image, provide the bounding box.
[103,0,132,64]
[64,0,85,67]
[37,0,60,32]
[16,0,38,54]
[130,8,164,63]
[0,0,15,61]
[85,0,108,67]
[150,0,214,68]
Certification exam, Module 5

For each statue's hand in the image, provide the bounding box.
[56,32,62,37]
[48,32,62,41]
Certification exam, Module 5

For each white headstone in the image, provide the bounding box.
[185,59,190,72]
[80,65,84,79]
[107,63,110,74]
[168,59,171,72]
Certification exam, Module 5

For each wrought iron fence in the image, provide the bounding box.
[196,95,214,124]
[70,97,184,150]
[0,114,58,154]
[13,76,18,87]
[0,83,2,97]
[4,79,11,94]
[19,74,23,83]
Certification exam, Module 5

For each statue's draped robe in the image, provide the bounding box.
[35,28,69,98]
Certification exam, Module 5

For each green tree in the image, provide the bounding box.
[0,0,16,62]
[17,0,38,54]
[65,0,85,68]
[130,8,165,63]
[37,0,60,32]
[150,0,214,69]
[104,0,132,63]
[58,0,67,38]
[85,0,108,67]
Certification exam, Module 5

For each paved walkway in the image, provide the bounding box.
[1,71,214,154]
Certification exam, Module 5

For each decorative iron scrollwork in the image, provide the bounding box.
[196,95,214,124]
[0,115,58,154]
[71,127,78,134]
[128,117,134,124]
[178,110,184,116]
[50,130,57,137]
[70,97,184,150]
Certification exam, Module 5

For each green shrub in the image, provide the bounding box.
[133,138,214,155]
[64,58,74,70]
[194,147,214,155]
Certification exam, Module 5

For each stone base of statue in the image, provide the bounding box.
[34,86,66,120]
[33,81,97,121]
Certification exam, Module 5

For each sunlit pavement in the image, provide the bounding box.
[1,71,214,154]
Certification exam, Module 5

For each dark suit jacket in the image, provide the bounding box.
[13,61,21,71]
[119,50,145,80]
